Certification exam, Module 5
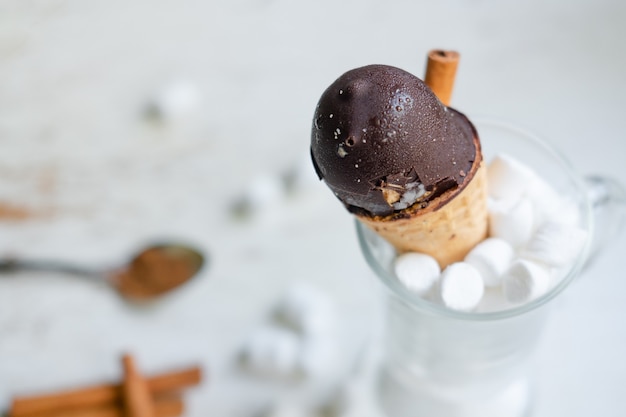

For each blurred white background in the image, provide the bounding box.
[0,0,625,416]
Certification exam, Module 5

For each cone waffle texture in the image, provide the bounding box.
[357,163,488,268]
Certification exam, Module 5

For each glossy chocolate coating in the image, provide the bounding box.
[310,64,477,217]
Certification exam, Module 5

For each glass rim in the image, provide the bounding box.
[356,116,593,321]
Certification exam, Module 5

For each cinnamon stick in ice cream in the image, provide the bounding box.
[424,49,460,106]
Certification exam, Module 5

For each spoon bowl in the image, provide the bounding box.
[110,243,206,301]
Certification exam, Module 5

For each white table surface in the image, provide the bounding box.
[1,0,625,416]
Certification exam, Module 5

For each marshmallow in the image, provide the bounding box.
[487,196,516,213]
[522,221,588,267]
[274,283,335,336]
[464,238,515,287]
[234,174,286,216]
[476,287,516,313]
[283,153,321,194]
[549,199,582,228]
[489,197,534,248]
[487,154,534,202]
[523,173,563,224]
[146,80,201,120]
[257,403,311,417]
[524,173,581,227]
[241,326,301,377]
[394,252,441,295]
[298,337,338,378]
[502,259,552,304]
[440,262,484,312]
[322,378,377,417]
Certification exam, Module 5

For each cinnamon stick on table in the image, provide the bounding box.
[121,354,155,417]
[9,396,184,417]
[9,367,201,417]
[424,49,460,106]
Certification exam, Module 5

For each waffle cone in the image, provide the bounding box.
[357,162,488,269]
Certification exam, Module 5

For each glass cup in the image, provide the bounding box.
[356,118,626,417]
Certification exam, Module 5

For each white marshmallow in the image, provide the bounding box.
[274,283,335,336]
[241,326,301,377]
[489,197,534,248]
[464,238,515,287]
[487,196,517,213]
[523,173,563,224]
[548,200,582,228]
[487,154,534,202]
[283,153,321,193]
[322,377,377,417]
[257,403,311,417]
[524,173,581,228]
[476,287,516,313]
[147,80,201,120]
[502,259,552,304]
[298,337,338,378]
[235,174,286,215]
[440,262,484,312]
[394,252,441,295]
[522,221,588,267]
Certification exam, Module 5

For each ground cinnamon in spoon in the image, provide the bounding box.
[113,247,199,301]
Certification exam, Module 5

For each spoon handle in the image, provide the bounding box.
[0,259,103,279]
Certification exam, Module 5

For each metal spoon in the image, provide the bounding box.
[0,243,206,302]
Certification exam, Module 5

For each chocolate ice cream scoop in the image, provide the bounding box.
[311,64,479,217]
